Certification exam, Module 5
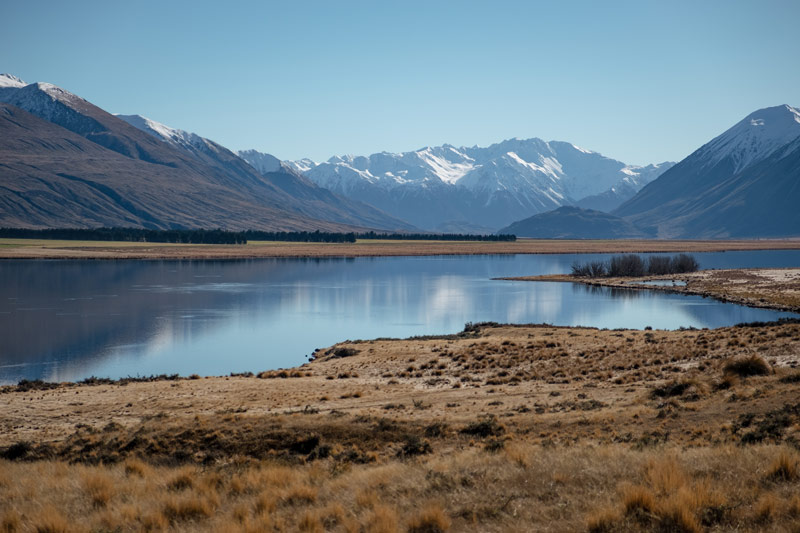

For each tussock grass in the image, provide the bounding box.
[2,444,800,531]
[407,504,451,532]
[767,450,799,482]
[724,354,772,377]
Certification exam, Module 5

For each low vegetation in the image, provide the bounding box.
[1,320,799,530]
[571,253,700,278]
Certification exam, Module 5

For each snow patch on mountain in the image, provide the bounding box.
[416,146,475,184]
[0,74,26,88]
[116,114,210,153]
[237,149,282,174]
[285,158,317,174]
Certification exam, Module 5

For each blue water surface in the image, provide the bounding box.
[0,250,798,383]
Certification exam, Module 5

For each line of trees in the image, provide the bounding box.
[354,232,516,242]
[244,230,356,243]
[0,227,518,244]
[0,227,247,244]
[571,253,700,278]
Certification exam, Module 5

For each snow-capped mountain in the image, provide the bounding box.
[288,139,673,231]
[695,104,800,174]
[614,104,800,238]
[0,74,412,231]
[110,118,415,231]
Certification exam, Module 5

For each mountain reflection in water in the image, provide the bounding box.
[1,251,798,384]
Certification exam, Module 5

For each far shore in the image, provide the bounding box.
[2,237,800,260]
[501,267,800,314]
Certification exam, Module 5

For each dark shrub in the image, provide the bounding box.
[723,355,771,377]
[399,435,432,457]
[571,261,590,277]
[424,422,448,438]
[671,253,699,273]
[1,441,31,460]
[650,380,691,399]
[647,256,673,275]
[608,254,646,277]
[588,261,608,277]
[460,416,504,437]
[330,347,359,358]
[290,435,320,455]
[570,253,698,278]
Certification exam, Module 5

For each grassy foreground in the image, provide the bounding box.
[2,319,800,531]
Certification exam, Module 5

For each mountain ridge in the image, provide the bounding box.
[287,139,673,231]
[0,76,410,231]
[501,104,800,239]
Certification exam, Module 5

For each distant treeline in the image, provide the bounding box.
[353,232,516,242]
[0,227,247,244]
[0,227,516,244]
[571,253,700,278]
[244,230,355,243]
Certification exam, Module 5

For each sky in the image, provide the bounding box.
[3,0,799,165]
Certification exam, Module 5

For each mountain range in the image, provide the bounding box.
[0,74,411,231]
[503,104,800,239]
[1,73,797,239]
[278,141,672,232]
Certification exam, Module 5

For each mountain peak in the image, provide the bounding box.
[701,104,800,173]
[0,73,26,88]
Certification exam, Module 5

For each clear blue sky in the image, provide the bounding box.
[4,0,799,165]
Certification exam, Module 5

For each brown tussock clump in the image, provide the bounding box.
[366,504,400,533]
[0,509,21,533]
[767,450,799,482]
[81,471,114,507]
[161,494,215,523]
[31,507,76,533]
[407,504,451,533]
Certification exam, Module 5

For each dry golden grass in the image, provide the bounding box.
[2,445,800,531]
[1,320,800,531]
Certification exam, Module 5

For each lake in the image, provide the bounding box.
[1,250,798,384]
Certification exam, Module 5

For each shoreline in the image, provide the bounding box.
[500,267,800,314]
[2,237,800,260]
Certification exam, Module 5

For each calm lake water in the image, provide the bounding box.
[1,250,799,384]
